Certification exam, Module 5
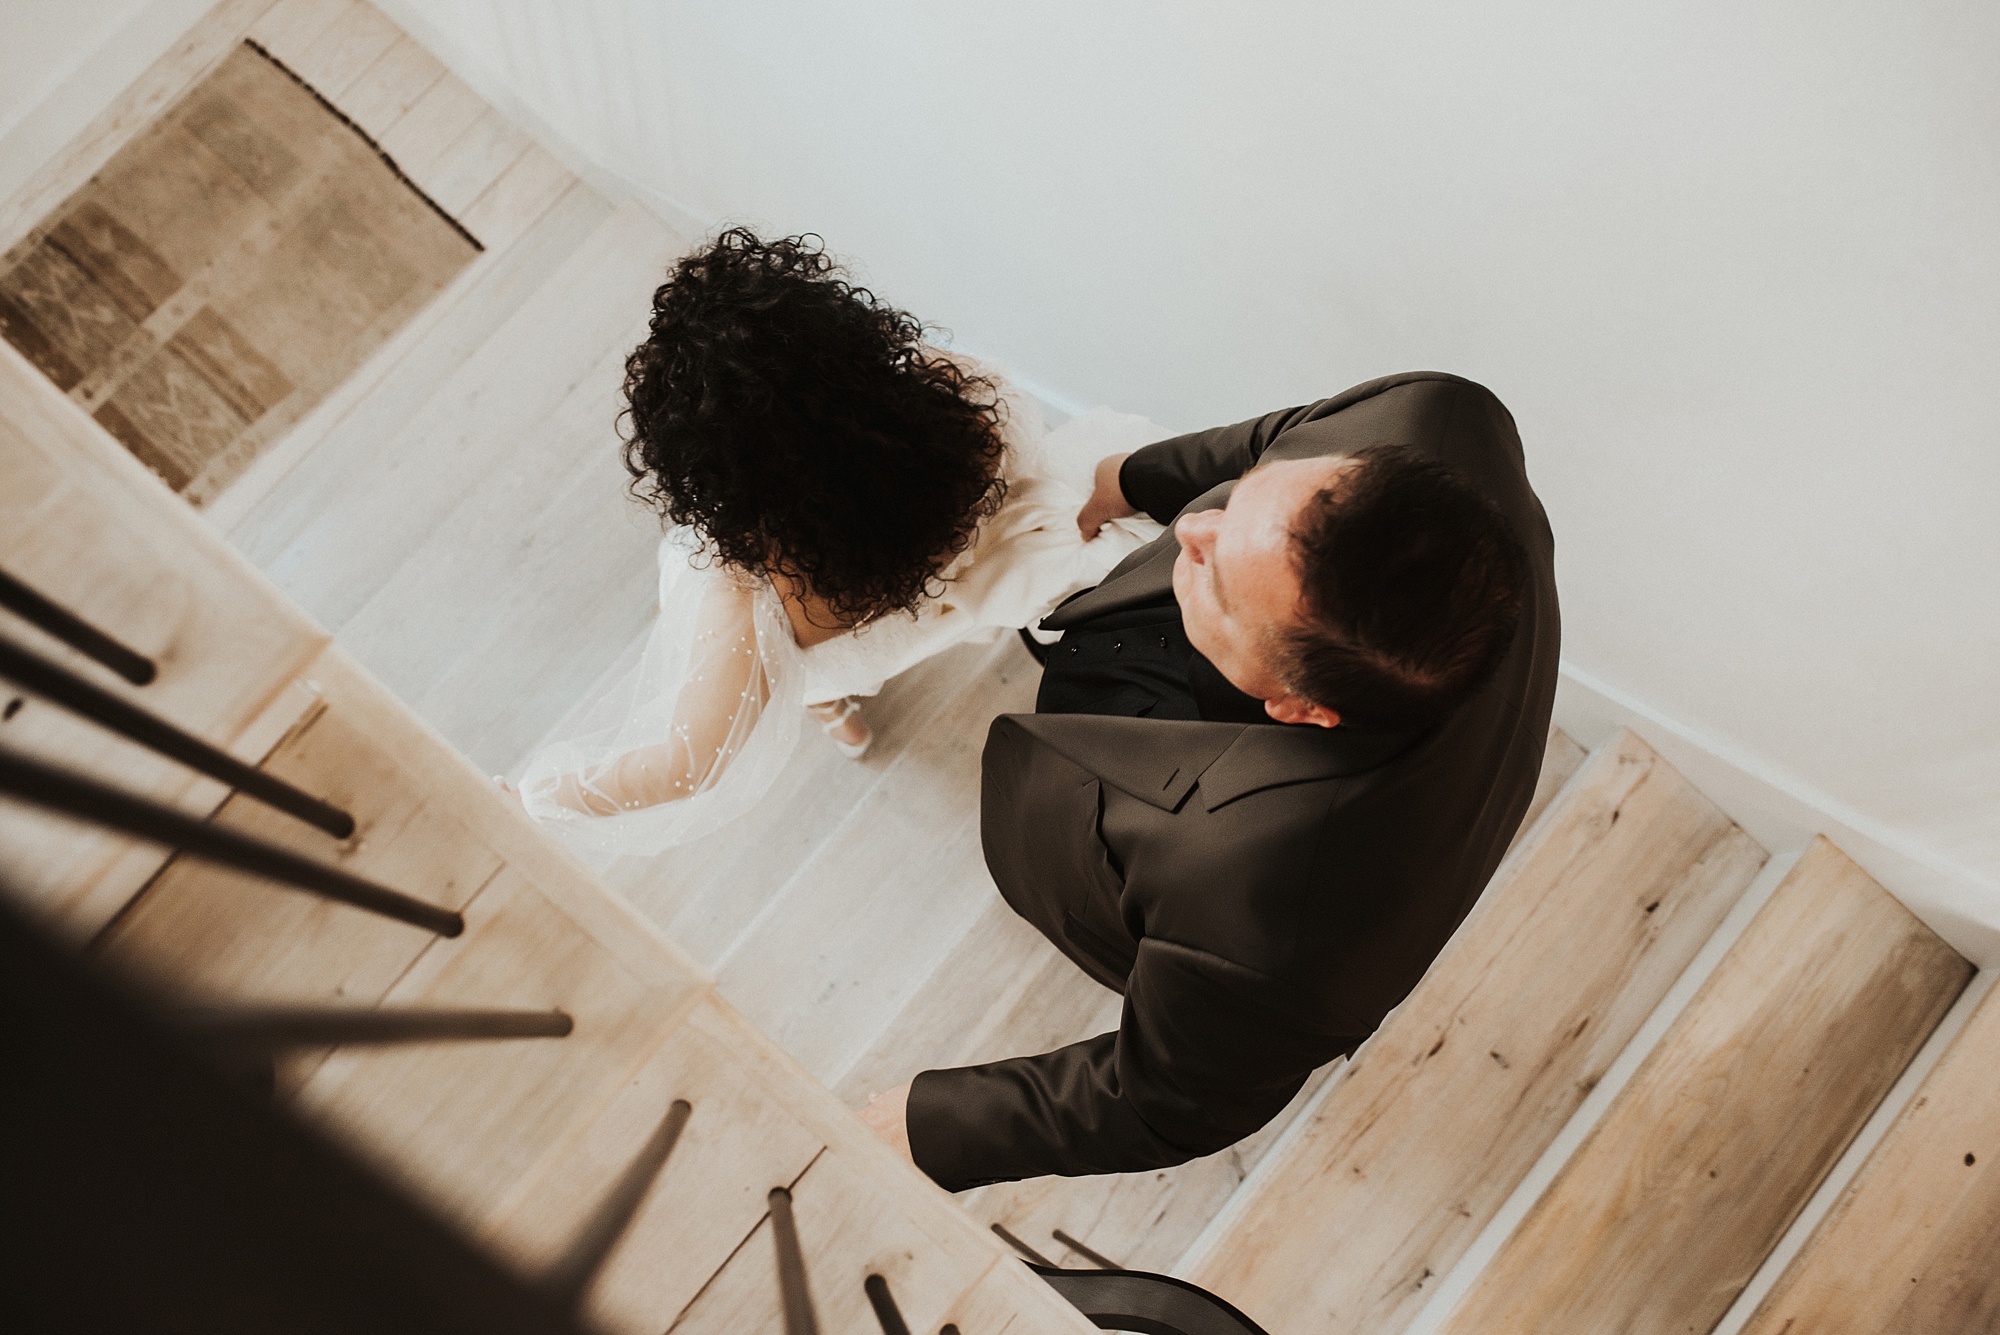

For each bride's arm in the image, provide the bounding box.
[538,578,769,815]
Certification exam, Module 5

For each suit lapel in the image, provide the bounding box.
[1009,712,1426,813]
[1009,713,1244,811]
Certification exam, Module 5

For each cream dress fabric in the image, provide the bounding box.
[520,360,1166,860]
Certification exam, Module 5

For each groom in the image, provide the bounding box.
[864,371,1559,1189]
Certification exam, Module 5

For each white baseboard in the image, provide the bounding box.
[1555,661,2000,966]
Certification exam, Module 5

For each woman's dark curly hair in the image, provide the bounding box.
[621,229,1010,625]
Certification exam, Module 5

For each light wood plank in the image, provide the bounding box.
[294,864,701,1229]
[667,1144,998,1335]
[604,630,994,968]
[283,0,405,100]
[458,142,576,253]
[376,71,488,190]
[713,635,1042,1085]
[293,645,708,994]
[0,0,278,255]
[1183,729,1768,1335]
[834,887,1123,1109]
[243,0,356,60]
[1440,837,1972,1335]
[337,339,658,773]
[328,33,445,141]
[1737,983,2000,1331]
[423,106,534,217]
[482,993,825,1335]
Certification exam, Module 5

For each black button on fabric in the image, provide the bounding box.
[1159,636,1168,649]
[1069,645,1080,655]
[1112,641,1123,651]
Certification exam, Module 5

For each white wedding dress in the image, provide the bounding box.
[520,360,1167,860]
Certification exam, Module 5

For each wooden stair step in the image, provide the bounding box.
[1436,836,1973,1335]
[1182,727,1768,1335]
[1738,964,2000,1333]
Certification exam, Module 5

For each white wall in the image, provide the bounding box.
[9,1,1996,942]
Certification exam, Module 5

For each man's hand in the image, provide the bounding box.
[859,1081,915,1166]
[1076,452,1138,539]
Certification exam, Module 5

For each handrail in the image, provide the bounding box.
[0,565,156,685]
[0,632,355,838]
[0,747,462,936]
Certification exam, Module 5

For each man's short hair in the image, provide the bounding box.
[1276,446,1529,730]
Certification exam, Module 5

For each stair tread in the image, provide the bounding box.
[1741,960,1999,1333]
[1439,835,1971,1334]
[1183,728,1767,1335]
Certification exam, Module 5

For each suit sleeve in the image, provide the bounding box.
[906,938,1342,1190]
[1117,404,1320,524]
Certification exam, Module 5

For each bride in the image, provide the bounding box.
[517,230,1163,859]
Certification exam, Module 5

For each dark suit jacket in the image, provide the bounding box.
[906,372,1560,1191]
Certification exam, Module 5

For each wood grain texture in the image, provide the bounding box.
[1739,974,2000,1333]
[1183,728,1767,1335]
[292,865,700,1228]
[243,0,357,56]
[0,341,327,934]
[481,994,826,1335]
[282,0,405,99]
[602,630,994,968]
[1438,836,1972,1335]
[331,34,447,141]
[667,1143,998,1335]
[376,71,489,186]
[423,106,534,216]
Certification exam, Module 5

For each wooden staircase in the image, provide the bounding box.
[1176,737,1991,1334]
[7,3,1994,1330]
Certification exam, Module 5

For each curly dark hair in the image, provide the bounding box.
[620,229,1010,625]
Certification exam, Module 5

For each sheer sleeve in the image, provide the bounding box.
[519,531,806,861]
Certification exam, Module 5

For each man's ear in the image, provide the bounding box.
[1263,694,1342,729]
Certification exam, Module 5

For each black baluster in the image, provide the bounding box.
[171,1005,573,1051]
[542,1099,691,1309]
[990,1222,1055,1268]
[0,632,355,838]
[0,747,461,936]
[864,1273,912,1335]
[768,1187,819,1335]
[0,566,155,685]
[1050,1228,1119,1270]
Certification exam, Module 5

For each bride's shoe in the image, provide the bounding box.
[808,696,873,759]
